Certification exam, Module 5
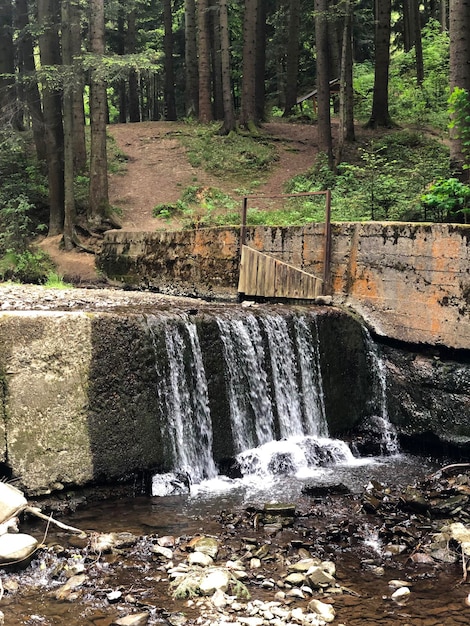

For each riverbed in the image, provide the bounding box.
[2,453,470,626]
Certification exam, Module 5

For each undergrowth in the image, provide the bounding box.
[178,122,278,182]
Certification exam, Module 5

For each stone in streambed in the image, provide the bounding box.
[111,613,149,626]
[0,533,38,564]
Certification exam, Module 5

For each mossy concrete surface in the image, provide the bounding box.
[0,312,94,495]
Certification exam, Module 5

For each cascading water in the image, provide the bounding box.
[216,314,275,451]
[146,315,217,484]
[362,326,399,455]
[146,310,397,495]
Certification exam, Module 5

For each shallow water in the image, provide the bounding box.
[4,453,470,625]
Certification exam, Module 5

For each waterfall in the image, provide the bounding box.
[146,315,217,482]
[216,314,275,452]
[292,315,328,437]
[145,309,397,494]
[362,326,399,455]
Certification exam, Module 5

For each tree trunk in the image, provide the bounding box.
[211,0,224,120]
[37,0,65,236]
[315,0,334,167]
[0,0,21,129]
[88,0,110,229]
[255,0,267,121]
[283,0,300,116]
[366,0,394,128]
[163,0,177,120]
[15,0,47,161]
[185,0,199,116]
[70,0,87,172]
[449,0,470,178]
[338,0,355,161]
[127,9,140,122]
[198,0,213,122]
[219,0,236,133]
[117,7,127,122]
[239,0,258,130]
[61,0,76,251]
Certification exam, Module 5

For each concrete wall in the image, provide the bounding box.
[99,222,470,350]
[0,308,375,496]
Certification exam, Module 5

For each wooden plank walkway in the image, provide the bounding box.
[238,246,323,300]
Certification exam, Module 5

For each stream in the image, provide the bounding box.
[3,452,470,626]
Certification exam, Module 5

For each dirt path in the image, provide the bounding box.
[40,120,325,281]
[108,120,322,231]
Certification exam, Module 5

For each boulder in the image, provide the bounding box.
[307,599,336,623]
[0,483,27,523]
[0,533,37,564]
[111,613,149,626]
[199,569,231,595]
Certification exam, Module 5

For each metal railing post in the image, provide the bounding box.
[240,196,248,256]
[323,189,332,294]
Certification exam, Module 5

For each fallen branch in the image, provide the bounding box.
[24,506,86,536]
[428,463,470,479]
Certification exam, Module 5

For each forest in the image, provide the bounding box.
[0,0,470,283]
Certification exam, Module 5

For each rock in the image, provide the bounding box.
[288,558,320,573]
[285,588,305,599]
[383,544,407,556]
[307,599,336,623]
[388,579,412,589]
[306,565,335,587]
[55,574,88,600]
[111,613,149,626]
[112,532,139,549]
[410,552,435,564]
[190,536,219,559]
[152,545,173,560]
[238,618,264,626]
[0,610,3,626]
[391,586,411,602]
[302,482,350,496]
[152,472,191,497]
[199,569,231,595]
[91,533,117,554]
[448,522,470,555]
[0,533,38,564]
[107,590,123,603]
[211,589,228,608]
[285,572,306,586]
[320,560,336,577]
[0,483,27,523]
[250,558,261,569]
[188,552,213,567]
[158,536,176,548]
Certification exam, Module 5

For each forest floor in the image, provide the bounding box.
[38,118,377,283]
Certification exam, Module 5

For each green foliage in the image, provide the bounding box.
[44,272,73,289]
[449,87,470,169]
[354,19,450,128]
[421,178,470,222]
[153,185,239,228]
[285,131,450,222]
[178,123,278,181]
[0,249,55,284]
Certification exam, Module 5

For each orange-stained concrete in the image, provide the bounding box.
[100,222,470,350]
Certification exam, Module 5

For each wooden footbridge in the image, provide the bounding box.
[238,191,332,301]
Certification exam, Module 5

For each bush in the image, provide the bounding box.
[421,178,470,222]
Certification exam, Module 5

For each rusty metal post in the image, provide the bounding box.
[240,196,248,256]
[322,189,332,294]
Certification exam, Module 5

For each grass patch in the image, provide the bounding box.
[178,122,278,182]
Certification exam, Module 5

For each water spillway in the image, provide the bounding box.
[6,295,466,497]
[142,308,392,491]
